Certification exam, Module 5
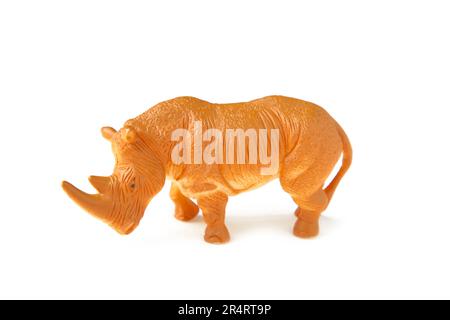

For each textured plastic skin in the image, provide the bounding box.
[62,95,352,244]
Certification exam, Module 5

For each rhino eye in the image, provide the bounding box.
[130,183,136,190]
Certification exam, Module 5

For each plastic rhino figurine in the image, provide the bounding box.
[62,96,352,244]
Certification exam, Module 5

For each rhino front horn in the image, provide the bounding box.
[62,180,112,221]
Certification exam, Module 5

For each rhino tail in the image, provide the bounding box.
[324,121,352,201]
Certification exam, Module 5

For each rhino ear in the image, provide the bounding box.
[121,127,137,143]
[101,127,117,141]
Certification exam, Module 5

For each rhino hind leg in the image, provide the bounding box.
[291,190,329,238]
[281,168,331,239]
[280,155,336,239]
[170,183,199,222]
[281,164,331,238]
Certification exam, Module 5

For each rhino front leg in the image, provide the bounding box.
[170,183,199,221]
[197,191,230,244]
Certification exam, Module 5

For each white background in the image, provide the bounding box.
[1,1,449,300]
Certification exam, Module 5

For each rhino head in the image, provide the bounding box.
[62,126,165,234]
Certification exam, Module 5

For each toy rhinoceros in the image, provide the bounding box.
[62,95,352,243]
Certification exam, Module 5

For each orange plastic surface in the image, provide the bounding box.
[62,96,352,243]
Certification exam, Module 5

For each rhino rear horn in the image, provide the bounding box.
[89,175,111,194]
